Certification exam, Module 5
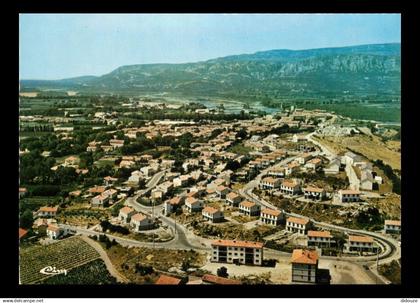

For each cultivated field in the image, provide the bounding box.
[19,236,100,284]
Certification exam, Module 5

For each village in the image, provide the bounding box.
[19,97,401,285]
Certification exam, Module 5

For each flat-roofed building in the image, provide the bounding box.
[211,239,263,266]
[291,249,318,283]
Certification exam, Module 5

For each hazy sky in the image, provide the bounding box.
[19,14,401,80]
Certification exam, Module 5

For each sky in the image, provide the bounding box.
[19,14,401,80]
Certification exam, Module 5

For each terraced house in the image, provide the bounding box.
[211,239,264,266]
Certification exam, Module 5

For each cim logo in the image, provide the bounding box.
[39,266,68,276]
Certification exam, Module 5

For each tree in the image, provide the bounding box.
[20,209,34,229]
[217,266,229,278]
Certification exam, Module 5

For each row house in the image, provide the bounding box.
[338,189,361,203]
[211,239,264,266]
[281,180,301,196]
[384,220,401,234]
[307,230,334,248]
[202,206,224,223]
[286,217,310,235]
[260,208,283,226]
[291,249,318,283]
[225,192,242,207]
[259,177,281,190]
[239,201,261,217]
[303,186,326,201]
[345,235,377,253]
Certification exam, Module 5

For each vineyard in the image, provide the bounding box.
[38,259,117,285]
[19,236,100,284]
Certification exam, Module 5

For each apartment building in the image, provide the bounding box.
[306,230,334,248]
[211,239,263,266]
[291,249,318,283]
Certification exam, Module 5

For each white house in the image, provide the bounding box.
[303,186,326,201]
[345,235,377,253]
[239,201,261,216]
[130,213,154,231]
[119,206,136,224]
[286,217,310,235]
[338,189,361,203]
[384,220,401,234]
[202,206,224,223]
[164,196,184,215]
[36,206,59,218]
[307,230,334,248]
[260,208,283,226]
[281,180,301,196]
[185,197,204,213]
[46,225,63,240]
[225,192,242,206]
[305,158,322,170]
[259,177,281,190]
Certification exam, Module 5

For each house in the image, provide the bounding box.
[267,167,285,178]
[19,228,28,241]
[345,235,377,253]
[119,206,136,224]
[201,274,241,285]
[202,206,224,223]
[64,156,79,166]
[260,208,283,226]
[343,151,364,166]
[225,192,242,206]
[292,134,307,143]
[46,225,63,240]
[119,160,135,168]
[215,185,230,199]
[305,158,322,170]
[19,187,28,198]
[291,249,318,283]
[307,230,334,248]
[303,186,326,201]
[109,139,125,148]
[141,166,156,178]
[239,201,261,216]
[104,176,118,187]
[296,153,313,165]
[280,180,301,196]
[32,218,49,235]
[128,170,143,185]
[338,189,361,203]
[285,162,300,176]
[130,213,154,231]
[360,170,374,190]
[173,175,191,187]
[155,274,182,285]
[384,220,401,234]
[259,177,281,190]
[185,197,204,213]
[164,196,184,215]
[324,158,341,174]
[286,217,310,234]
[36,206,59,218]
[88,186,106,195]
[211,239,264,266]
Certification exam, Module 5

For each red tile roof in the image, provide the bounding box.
[307,230,332,238]
[261,208,281,217]
[287,216,309,225]
[119,206,135,215]
[239,200,256,208]
[155,274,182,285]
[291,249,318,265]
[303,186,324,193]
[339,189,360,195]
[349,235,374,243]
[385,220,401,226]
[211,239,263,249]
[202,274,241,285]
[19,228,28,239]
